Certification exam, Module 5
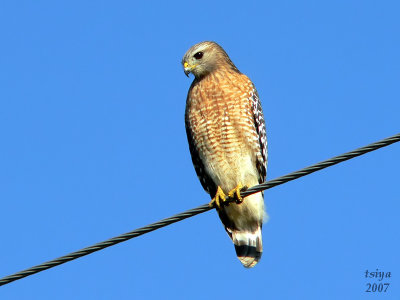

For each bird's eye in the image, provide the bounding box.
[194,52,204,59]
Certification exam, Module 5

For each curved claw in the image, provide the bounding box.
[209,186,227,209]
[228,183,248,204]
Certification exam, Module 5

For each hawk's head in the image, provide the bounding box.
[182,41,238,78]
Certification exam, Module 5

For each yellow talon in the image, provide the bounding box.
[209,186,227,209]
[228,183,248,204]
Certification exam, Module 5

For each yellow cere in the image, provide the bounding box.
[184,62,189,68]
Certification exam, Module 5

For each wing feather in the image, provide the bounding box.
[250,86,268,184]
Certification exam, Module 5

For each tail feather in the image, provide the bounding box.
[230,227,262,268]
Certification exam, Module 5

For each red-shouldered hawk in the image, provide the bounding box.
[182,41,268,268]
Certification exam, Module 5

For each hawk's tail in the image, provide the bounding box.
[230,227,263,268]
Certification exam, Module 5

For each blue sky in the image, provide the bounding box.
[1,1,399,299]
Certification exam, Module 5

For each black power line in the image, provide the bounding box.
[0,133,399,287]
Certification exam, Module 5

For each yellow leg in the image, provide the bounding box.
[228,183,248,204]
[209,186,227,209]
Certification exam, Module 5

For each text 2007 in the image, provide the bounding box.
[365,283,390,292]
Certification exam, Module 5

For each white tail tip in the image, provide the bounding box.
[231,227,263,268]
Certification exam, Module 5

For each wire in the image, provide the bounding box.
[241,133,400,198]
[0,133,399,287]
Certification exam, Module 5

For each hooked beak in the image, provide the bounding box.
[183,61,193,77]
